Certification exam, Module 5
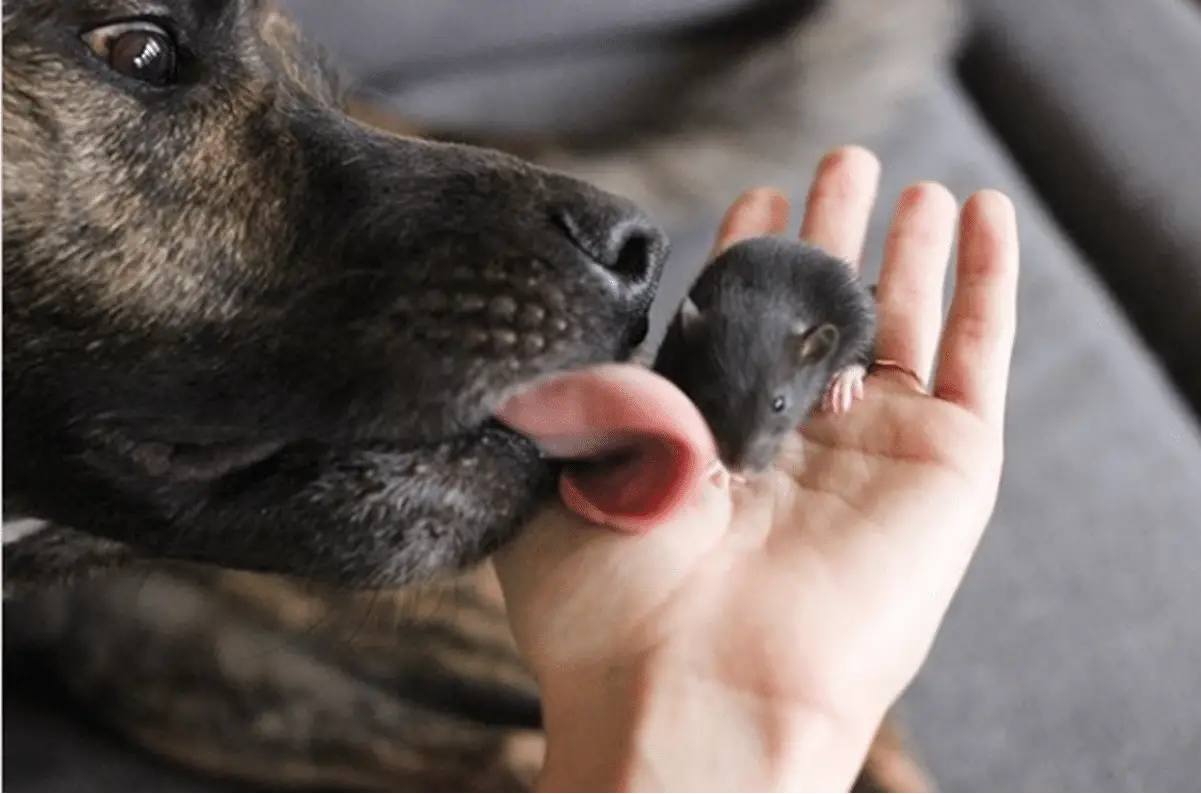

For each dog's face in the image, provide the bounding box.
[3,0,668,585]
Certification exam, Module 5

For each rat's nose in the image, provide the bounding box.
[551,191,669,298]
[727,438,776,477]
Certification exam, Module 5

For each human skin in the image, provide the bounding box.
[494,145,1020,792]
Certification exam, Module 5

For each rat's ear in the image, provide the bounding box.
[677,297,703,337]
[791,322,839,364]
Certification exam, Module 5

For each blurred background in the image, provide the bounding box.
[6,0,1201,790]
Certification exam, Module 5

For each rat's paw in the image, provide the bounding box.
[822,364,867,415]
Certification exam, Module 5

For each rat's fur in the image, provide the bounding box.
[4,0,952,789]
[654,237,877,473]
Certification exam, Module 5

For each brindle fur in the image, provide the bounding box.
[5,0,667,590]
[5,0,954,789]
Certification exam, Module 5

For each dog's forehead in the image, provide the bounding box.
[1,0,317,327]
[5,0,337,112]
[5,0,247,18]
[3,0,266,47]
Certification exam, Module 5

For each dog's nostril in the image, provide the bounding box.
[608,227,660,285]
[555,210,668,288]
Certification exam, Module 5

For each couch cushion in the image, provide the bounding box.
[280,0,762,74]
[846,76,1201,792]
[959,0,1201,412]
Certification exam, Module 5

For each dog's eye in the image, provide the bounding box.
[83,22,177,87]
[771,394,787,413]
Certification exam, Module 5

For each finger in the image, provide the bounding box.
[933,190,1020,426]
[710,187,791,258]
[871,182,958,385]
[800,146,882,272]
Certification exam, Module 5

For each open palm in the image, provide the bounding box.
[495,146,1019,732]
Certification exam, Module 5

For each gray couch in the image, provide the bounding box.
[6,1,1201,790]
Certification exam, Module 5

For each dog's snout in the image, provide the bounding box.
[553,200,668,292]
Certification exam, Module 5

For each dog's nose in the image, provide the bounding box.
[552,197,669,294]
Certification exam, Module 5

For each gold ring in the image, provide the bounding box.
[869,358,927,392]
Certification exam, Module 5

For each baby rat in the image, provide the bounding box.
[653,235,877,477]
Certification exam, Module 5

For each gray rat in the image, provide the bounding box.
[653,235,878,476]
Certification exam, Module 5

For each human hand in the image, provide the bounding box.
[494,146,1019,790]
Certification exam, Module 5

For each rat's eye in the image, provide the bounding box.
[771,395,787,413]
[83,21,178,87]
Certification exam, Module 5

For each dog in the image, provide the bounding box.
[4,0,959,789]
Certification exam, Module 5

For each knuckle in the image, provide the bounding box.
[951,311,991,348]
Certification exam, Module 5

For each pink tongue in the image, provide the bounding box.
[494,363,717,534]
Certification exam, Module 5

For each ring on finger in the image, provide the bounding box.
[869,358,928,393]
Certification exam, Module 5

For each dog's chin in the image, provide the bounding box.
[37,413,553,585]
[103,424,515,488]
[14,361,701,585]
[100,392,557,490]
[113,437,292,483]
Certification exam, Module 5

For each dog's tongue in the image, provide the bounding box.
[494,364,716,534]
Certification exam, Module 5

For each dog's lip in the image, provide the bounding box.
[493,363,716,534]
[120,437,290,482]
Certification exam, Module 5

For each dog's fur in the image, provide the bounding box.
[4,0,960,789]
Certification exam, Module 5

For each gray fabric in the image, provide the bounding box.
[960,0,1201,410]
[280,0,811,137]
[343,44,726,137]
[861,76,1201,793]
[281,0,764,75]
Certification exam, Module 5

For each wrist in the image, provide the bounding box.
[536,657,881,792]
